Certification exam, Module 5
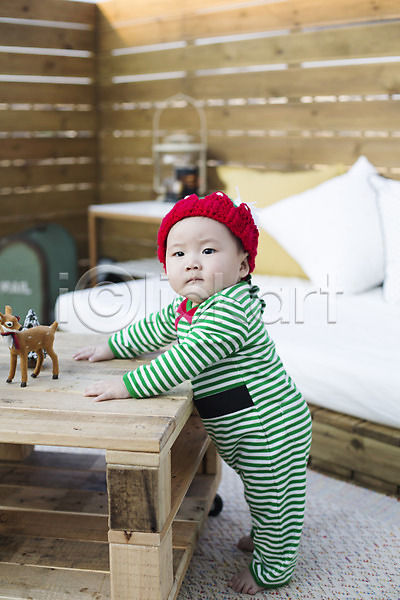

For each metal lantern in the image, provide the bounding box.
[152,94,207,202]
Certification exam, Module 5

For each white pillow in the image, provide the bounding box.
[259,156,384,294]
[371,175,400,304]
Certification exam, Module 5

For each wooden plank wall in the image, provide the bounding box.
[0,0,98,266]
[96,0,400,262]
[1,1,399,265]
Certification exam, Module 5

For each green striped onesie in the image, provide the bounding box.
[109,278,312,588]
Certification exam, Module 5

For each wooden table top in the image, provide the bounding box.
[88,201,173,223]
[0,332,192,453]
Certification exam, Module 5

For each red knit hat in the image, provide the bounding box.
[157,191,259,272]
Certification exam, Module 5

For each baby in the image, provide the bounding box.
[74,192,312,595]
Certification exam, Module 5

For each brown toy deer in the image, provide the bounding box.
[0,305,59,387]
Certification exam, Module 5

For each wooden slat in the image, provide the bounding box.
[207,135,400,169]
[182,0,400,40]
[0,509,108,542]
[0,483,108,514]
[100,101,400,139]
[1,0,96,24]
[0,385,190,423]
[98,62,400,104]
[0,53,94,79]
[0,406,175,452]
[0,563,110,600]
[204,101,400,132]
[171,482,219,598]
[310,420,400,485]
[0,214,88,252]
[170,416,209,519]
[0,110,97,133]
[99,136,151,160]
[188,62,400,100]
[107,453,171,532]
[171,474,221,599]
[97,133,400,169]
[99,22,400,80]
[0,137,96,160]
[109,528,173,600]
[0,191,94,224]
[100,109,154,131]
[99,162,153,185]
[178,473,220,516]
[99,0,400,49]
[355,420,400,446]
[0,463,106,492]
[0,197,92,220]
[309,456,354,479]
[23,449,106,470]
[311,407,362,433]
[0,23,95,51]
[99,12,183,52]
[172,521,197,551]
[99,0,251,24]
[99,187,155,206]
[0,363,190,417]
[100,0,250,24]
[0,533,109,571]
[353,471,399,495]
[1,82,96,105]
[0,443,32,461]
[0,163,96,188]
[200,442,220,476]
[106,449,164,469]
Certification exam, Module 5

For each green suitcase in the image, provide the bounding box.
[0,224,78,324]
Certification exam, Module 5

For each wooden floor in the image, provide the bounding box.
[308,404,400,496]
[0,442,219,600]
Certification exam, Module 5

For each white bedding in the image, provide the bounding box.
[55,274,400,429]
[252,275,400,430]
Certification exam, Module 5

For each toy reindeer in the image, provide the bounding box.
[0,305,59,387]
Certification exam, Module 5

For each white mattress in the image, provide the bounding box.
[55,275,400,429]
[253,275,400,429]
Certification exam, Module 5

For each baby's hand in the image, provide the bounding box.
[73,343,114,362]
[84,376,130,402]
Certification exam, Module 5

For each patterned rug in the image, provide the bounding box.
[178,462,400,599]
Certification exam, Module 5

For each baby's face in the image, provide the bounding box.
[165,217,249,304]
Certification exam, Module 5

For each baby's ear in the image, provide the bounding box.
[240,254,250,278]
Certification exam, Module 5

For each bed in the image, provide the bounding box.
[56,156,400,495]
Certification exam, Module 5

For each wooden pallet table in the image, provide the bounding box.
[0,332,221,600]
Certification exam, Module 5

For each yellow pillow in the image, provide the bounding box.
[217,164,346,277]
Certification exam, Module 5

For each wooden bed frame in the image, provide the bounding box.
[308,404,400,496]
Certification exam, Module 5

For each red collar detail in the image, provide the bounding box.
[1,331,20,350]
[175,299,198,330]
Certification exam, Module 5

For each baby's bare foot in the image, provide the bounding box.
[237,534,254,552]
[229,566,264,595]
